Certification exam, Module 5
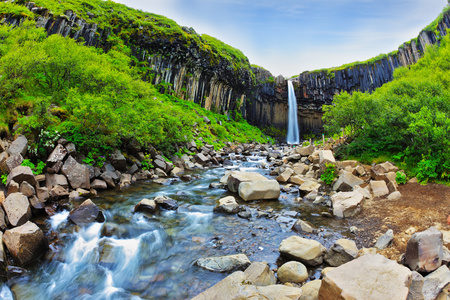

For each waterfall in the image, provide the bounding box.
[287,80,300,144]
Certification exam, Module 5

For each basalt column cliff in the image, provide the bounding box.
[245,9,450,135]
[2,2,450,136]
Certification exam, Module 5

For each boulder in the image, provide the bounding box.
[213,196,239,214]
[297,144,315,156]
[171,167,184,176]
[0,231,4,273]
[91,179,107,190]
[68,199,104,226]
[61,156,90,190]
[300,280,321,300]
[47,160,63,174]
[404,226,443,273]
[19,181,35,197]
[277,169,294,183]
[325,239,359,267]
[355,165,366,176]
[370,180,389,198]
[7,180,19,195]
[45,173,69,190]
[3,153,23,173]
[110,149,127,172]
[3,221,48,266]
[238,180,280,201]
[408,267,450,300]
[279,236,326,266]
[196,254,251,272]
[194,153,210,165]
[294,165,307,176]
[244,262,276,286]
[277,261,308,283]
[290,175,306,186]
[119,174,132,189]
[7,166,36,187]
[154,195,178,210]
[332,171,364,192]
[319,150,335,165]
[0,207,7,231]
[375,229,394,250]
[370,164,387,181]
[7,135,27,157]
[192,271,302,300]
[319,254,412,300]
[2,193,32,227]
[379,161,399,173]
[100,172,116,188]
[29,195,45,210]
[49,185,69,200]
[299,180,321,194]
[227,171,269,193]
[292,219,317,234]
[134,198,157,214]
[331,190,364,218]
[338,160,358,169]
[65,142,76,155]
[46,144,67,163]
[388,191,402,200]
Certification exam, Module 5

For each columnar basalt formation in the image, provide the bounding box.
[2,3,450,135]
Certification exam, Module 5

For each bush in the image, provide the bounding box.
[321,163,337,185]
[395,171,407,185]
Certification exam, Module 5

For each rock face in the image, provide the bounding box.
[331,190,364,218]
[238,180,280,201]
[404,226,443,273]
[192,271,303,300]
[277,261,308,284]
[3,221,48,266]
[319,254,412,300]
[279,236,327,266]
[69,199,104,225]
[2,193,32,227]
[61,156,90,190]
[196,254,251,272]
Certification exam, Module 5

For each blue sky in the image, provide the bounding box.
[115,0,447,77]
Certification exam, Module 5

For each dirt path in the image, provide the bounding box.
[348,182,450,261]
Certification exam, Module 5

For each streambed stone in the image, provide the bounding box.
[227,171,269,193]
[213,196,239,214]
[238,180,280,201]
[3,221,48,266]
[277,261,308,283]
[325,239,359,267]
[69,199,104,225]
[196,254,251,272]
[279,236,326,266]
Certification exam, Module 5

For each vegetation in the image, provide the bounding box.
[395,171,407,185]
[323,33,450,183]
[308,5,450,76]
[321,163,337,185]
[0,18,271,162]
[21,159,46,175]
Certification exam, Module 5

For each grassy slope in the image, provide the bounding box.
[0,3,272,162]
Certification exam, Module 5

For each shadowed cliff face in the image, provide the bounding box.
[2,3,450,137]
[246,10,450,136]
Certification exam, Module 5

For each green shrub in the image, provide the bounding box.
[395,171,407,185]
[21,159,46,175]
[321,163,337,185]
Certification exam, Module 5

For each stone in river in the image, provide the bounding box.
[196,254,251,273]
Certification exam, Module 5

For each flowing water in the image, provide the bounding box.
[0,150,350,299]
[287,80,300,145]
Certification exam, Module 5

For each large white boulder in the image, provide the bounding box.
[238,180,280,201]
[279,236,326,266]
[331,190,364,218]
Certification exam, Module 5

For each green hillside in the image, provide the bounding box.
[323,34,450,183]
[0,2,271,160]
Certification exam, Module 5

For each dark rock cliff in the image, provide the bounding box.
[2,3,450,137]
[246,9,450,136]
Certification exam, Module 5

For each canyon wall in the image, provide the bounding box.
[2,3,450,137]
[246,9,450,135]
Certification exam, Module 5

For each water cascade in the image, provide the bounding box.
[286,80,300,144]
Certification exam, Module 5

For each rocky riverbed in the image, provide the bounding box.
[0,135,449,299]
